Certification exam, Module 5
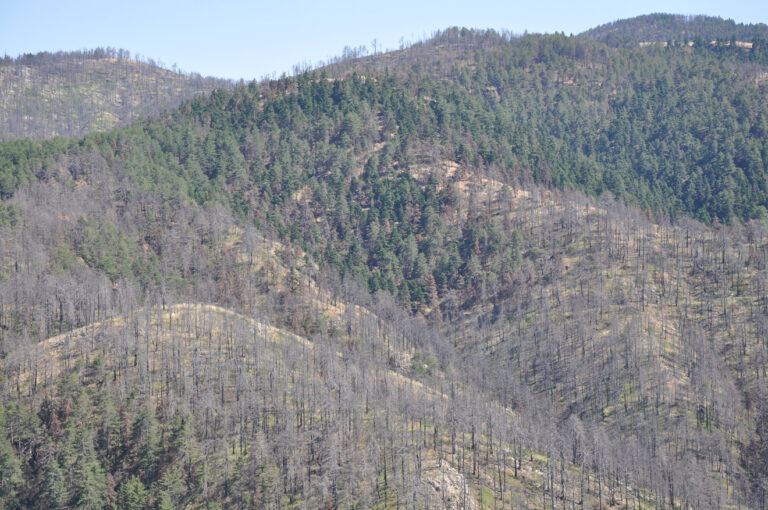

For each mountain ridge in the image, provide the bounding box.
[2,14,768,508]
[0,47,232,141]
[580,13,768,46]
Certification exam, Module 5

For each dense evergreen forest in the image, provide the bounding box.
[2,14,768,509]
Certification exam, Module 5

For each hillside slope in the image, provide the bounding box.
[581,13,768,47]
[2,17,768,508]
[6,301,628,509]
[0,48,232,141]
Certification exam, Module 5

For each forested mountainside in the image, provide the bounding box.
[582,13,768,48]
[0,48,232,141]
[3,15,768,509]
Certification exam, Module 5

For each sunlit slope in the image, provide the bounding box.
[0,50,231,141]
[3,302,658,509]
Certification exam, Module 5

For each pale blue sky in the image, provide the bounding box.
[1,0,766,81]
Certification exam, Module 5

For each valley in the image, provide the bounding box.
[1,13,768,509]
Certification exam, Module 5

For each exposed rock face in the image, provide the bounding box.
[423,464,476,510]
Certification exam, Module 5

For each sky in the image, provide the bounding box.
[1,0,767,81]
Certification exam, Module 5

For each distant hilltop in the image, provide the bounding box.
[0,48,232,141]
[581,13,768,47]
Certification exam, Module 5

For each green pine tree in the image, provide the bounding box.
[0,436,22,508]
[132,404,161,482]
[73,429,108,510]
[117,475,149,510]
[41,456,69,509]
[155,491,175,510]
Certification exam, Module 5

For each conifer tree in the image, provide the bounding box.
[41,455,69,509]
[117,475,149,510]
[133,404,161,482]
[0,435,22,508]
[73,429,108,509]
